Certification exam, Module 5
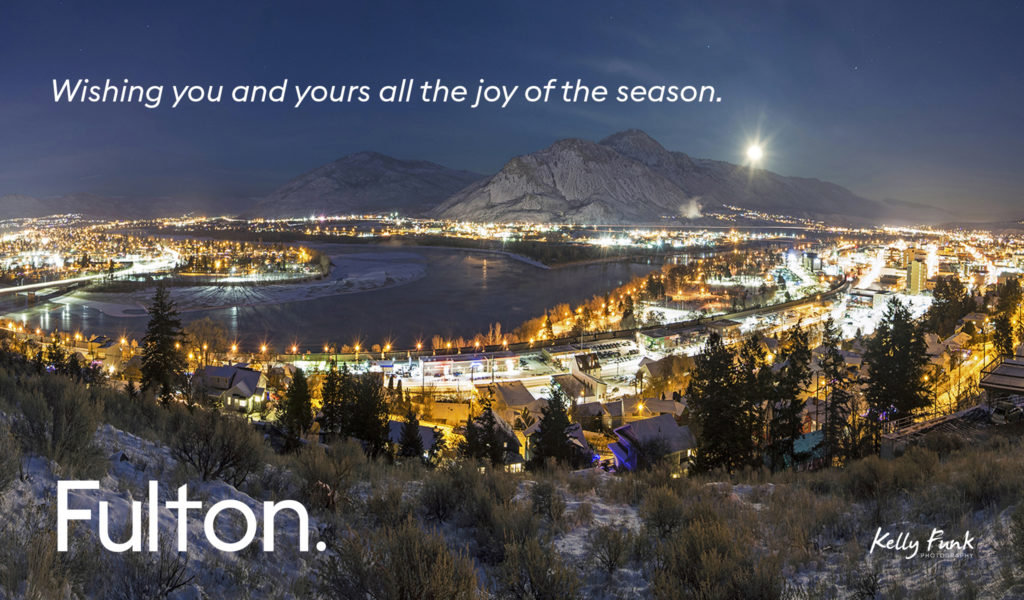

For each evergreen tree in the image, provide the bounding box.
[528,384,575,469]
[140,282,186,404]
[734,334,774,465]
[398,409,425,460]
[126,379,139,402]
[993,312,1015,355]
[863,297,930,443]
[817,319,857,465]
[427,427,447,467]
[458,399,508,467]
[344,372,391,458]
[997,277,1022,315]
[687,332,746,473]
[278,367,313,450]
[767,324,812,471]
[320,362,344,437]
[925,276,972,336]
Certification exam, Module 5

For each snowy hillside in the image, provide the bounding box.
[242,152,483,219]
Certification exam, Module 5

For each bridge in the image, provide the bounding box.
[0,252,178,297]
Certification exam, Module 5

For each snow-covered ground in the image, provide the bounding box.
[0,423,326,599]
[54,252,426,317]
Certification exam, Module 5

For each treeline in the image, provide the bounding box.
[687,297,931,473]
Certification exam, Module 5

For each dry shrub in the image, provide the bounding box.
[0,422,21,492]
[1010,503,1024,569]
[649,514,782,600]
[530,481,567,527]
[640,486,685,539]
[572,501,594,528]
[292,441,359,511]
[419,469,461,522]
[170,409,265,487]
[12,377,105,478]
[366,483,413,528]
[109,542,193,600]
[763,485,854,567]
[317,519,480,600]
[601,474,649,506]
[841,456,895,502]
[587,522,634,576]
[499,537,581,600]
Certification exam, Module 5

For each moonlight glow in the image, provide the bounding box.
[746,144,764,162]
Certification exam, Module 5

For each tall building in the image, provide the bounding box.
[907,259,927,295]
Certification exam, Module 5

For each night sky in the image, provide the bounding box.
[1,1,1022,217]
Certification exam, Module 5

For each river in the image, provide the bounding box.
[2,244,659,350]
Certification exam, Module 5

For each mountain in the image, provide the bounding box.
[432,130,943,225]
[242,152,483,219]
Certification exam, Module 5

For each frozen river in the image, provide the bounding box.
[3,244,658,349]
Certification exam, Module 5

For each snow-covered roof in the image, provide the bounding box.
[614,414,695,455]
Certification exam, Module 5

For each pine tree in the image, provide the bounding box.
[320,362,344,437]
[818,318,857,465]
[427,427,447,467]
[278,367,313,450]
[140,282,186,404]
[925,276,972,337]
[528,384,575,469]
[687,332,747,473]
[863,297,930,443]
[767,323,812,471]
[734,334,774,465]
[345,372,391,458]
[398,409,425,460]
[459,399,508,467]
[994,312,1014,355]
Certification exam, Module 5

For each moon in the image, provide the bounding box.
[746,144,764,162]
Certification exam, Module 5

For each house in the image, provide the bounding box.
[551,372,604,403]
[193,365,268,412]
[641,399,686,418]
[637,328,682,351]
[560,354,608,401]
[601,397,642,429]
[522,421,594,466]
[637,355,694,398]
[705,319,743,342]
[478,380,544,424]
[573,401,609,431]
[425,400,470,426]
[387,420,437,455]
[465,409,525,472]
[608,414,696,471]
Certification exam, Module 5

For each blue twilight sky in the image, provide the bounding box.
[0,0,1022,217]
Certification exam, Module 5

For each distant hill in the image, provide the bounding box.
[0,193,247,220]
[2,132,952,225]
[432,129,944,225]
[241,151,483,219]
